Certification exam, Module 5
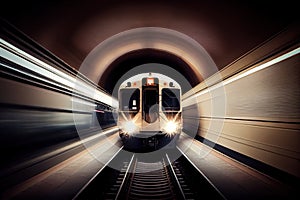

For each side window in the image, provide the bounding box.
[162,88,180,111]
[120,88,140,111]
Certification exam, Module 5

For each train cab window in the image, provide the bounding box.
[143,89,158,108]
[119,88,140,111]
[143,87,159,123]
[162,88,180,111]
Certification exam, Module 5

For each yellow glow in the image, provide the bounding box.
[122,121,138,134]
[163,121,179,135]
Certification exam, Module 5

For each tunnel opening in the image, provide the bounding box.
[99,48,203,96]
[96,48,202,152]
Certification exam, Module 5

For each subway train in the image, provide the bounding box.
[118,73,182,151]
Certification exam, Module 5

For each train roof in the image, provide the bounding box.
[119,72,181,89]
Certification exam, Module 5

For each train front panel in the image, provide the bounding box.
[118,73,182,151]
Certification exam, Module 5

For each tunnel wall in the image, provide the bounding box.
[0,35,117,162]
[182,25,300,178]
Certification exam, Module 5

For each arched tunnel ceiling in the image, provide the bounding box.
[100,49,199,94]
[1,0,298,93]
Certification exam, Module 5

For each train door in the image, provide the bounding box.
[141,77,160,132]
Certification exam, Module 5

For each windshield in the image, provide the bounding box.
[162,88,180,111]
[119,88,140,111]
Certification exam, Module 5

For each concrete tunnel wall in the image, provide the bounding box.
[182,25,300,178]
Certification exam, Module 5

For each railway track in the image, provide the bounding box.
[116,155,180,200]
[73,148,225,200]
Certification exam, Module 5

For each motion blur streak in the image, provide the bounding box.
[0,38,117,107]
[184,46,300,103]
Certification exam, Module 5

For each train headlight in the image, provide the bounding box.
[123,121,138,134]
[163,121,179,135]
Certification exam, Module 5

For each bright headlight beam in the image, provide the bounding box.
[164,121,179,135]
[122,121,138,134]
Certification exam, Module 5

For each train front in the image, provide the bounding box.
[118,73,182,152]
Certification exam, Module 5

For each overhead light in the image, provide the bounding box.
[147,78,154,85]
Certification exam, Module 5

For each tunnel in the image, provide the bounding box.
[1,1,300,200]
